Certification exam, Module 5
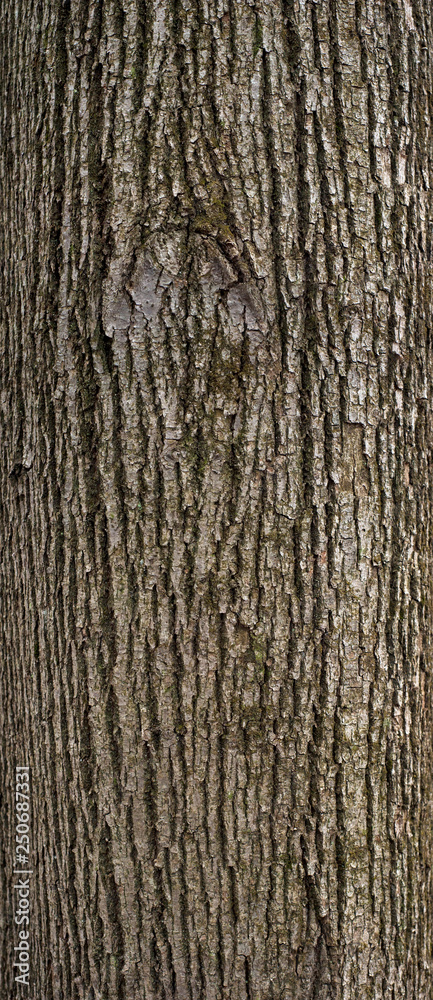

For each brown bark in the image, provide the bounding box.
[1,0,433,997]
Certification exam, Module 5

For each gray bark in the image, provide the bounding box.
[1,0,433,997]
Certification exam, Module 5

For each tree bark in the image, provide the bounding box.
[1,0,433,997]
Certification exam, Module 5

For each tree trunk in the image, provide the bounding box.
[2,0,433,997]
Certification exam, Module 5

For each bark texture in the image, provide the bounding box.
[1,0,433,997]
